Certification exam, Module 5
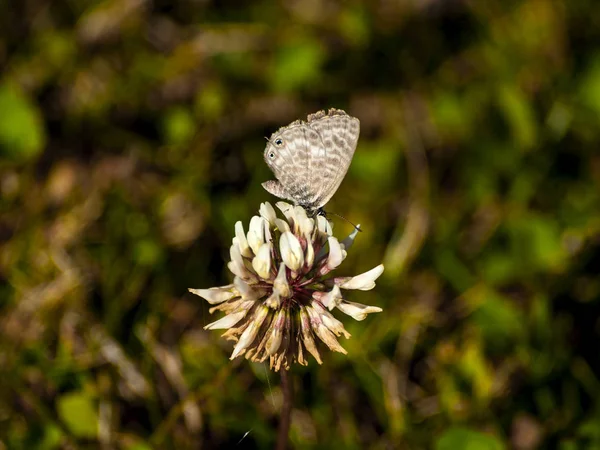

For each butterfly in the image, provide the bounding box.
[262,108,360,217]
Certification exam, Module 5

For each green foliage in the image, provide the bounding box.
[56,392,98,438]
[0,82,45,160]
[436,427,504,450]
[270,37,326,92]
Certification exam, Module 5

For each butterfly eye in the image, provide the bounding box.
[274,138,283,146]
[268,151,275,159]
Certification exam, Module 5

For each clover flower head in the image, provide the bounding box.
[189,202,384,371]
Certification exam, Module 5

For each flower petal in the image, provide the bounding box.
[305,239,315,268]
[266,309,286,355]
[204,311,247,330]
[316,215,333,236]
[274,218,290,233]
[275,202,294,222]
[233,277,265,300]
[265,290,281,309]
[270,314,292,371]
[259,202,277,226]
[229,242,246,271]
[280,231,304,271]
[188,286,236,304]
[313,323,347,354]
[336,300,383,321]
[319,285,343,311]
[247,216,265,255]
[230,306,270,359]
[339,264,385,290]
[299,307,322,364]
[235,221,252,257]
[227,261,256,282]
[306,305,347,354]
[263,218,272,245]
[319,237,345,275]
[319,310,350,338]
[252,243,272,279]
[299,216,314,239]
[273,262,291,298]
[292,206,309,233]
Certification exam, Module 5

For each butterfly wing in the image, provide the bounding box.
[306,109,360,209]
[262,109,360,213]
[262,121,315,207]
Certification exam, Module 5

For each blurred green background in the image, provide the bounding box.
[1,0,600,448]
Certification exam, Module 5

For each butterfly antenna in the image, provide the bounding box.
[326,211,363,232]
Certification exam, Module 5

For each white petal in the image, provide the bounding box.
[233,277,262,300]
[229,243,245,270]
[252,243,272,279]
[340,264,385,290]
[320,285,343,310]
[340,224,361,251]
[230,306,270,359]
[263,218,272,245]
[305,239,314,268]
[279,231,304,271]
[320,237,345,274]
[336,300,382,321]
[299,217,314,239]
[235,221,252,257]
[275,202,294,222]
[247,216,265,255]
[273,262,291,298]
[188,286,236,304]
[204,311,247,330]
[259,202,277,226]
[274,218,290,233]
[227,261,255,281]
[316,215,333,236]
[292,206,309,233]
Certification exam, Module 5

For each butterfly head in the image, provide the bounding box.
[263,135,286,170]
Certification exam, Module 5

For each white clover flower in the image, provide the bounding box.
[189,202,384,371]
